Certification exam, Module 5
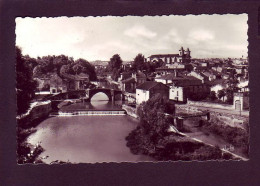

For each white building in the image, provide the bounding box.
[169,86,185,102]
[210,84,225,93]
[136,82,169,105]
[154,73,177,85]
[168,75,210,102]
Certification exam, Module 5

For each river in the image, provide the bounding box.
[27,93,154,163]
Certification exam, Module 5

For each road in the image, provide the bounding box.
[178,104,249,117]
[182,119,248,160]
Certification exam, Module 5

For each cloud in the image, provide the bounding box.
[124,25,157,39]
[163,29,183,44]
[16,15,248,60]
[187,29,215,45]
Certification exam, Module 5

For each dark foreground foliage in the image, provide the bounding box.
[126,94,234,161]
[17,116,46,164]
[126,128,233,161]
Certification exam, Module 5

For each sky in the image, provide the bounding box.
[16,14,248,61]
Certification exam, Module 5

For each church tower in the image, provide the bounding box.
[185,48,191,58]
[179,47,184,56]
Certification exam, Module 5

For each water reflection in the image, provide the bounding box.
[61,92,124,111]
[27,93,154,163]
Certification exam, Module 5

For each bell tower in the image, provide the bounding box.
[185,48,191,57]
[179,47,184,56]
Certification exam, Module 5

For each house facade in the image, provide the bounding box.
[119,71,146,93]
[61,73,90,91]
[49,74,67,94]
[169,76,210,102]
[136,82,169,105]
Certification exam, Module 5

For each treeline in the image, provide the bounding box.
[24,53,97,81]
[101,53,164,81]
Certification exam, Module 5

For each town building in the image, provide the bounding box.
[119,71,146,93]
[34,77,51,92]
[233,92,249,111]
[188,71,208,83]
[168,75,210,102]
[61,73,90,91]
[136,82,169,105]
[208,79,227,93]
[154,73,179,85]
[49,74,68,94]
[148,47,191,64]
[148,47,193,74]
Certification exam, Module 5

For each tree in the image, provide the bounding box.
[107,54,122,71]
[16,47,38,115]
[209,91,217,101]
[74,58,97,80]
[136,94,175,142]
[60,64,73,75]
[107,54,123,81]
[72,64,82,75]
[32,65,44,77]
[217,89,225,101]
[225,88,235,104]
[111,68,121,81]
[224,77,239,104]
[132,53,145,72]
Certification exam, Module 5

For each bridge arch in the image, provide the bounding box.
[88,89,112,101]
[86,88,123,102]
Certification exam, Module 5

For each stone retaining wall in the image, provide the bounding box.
[122,104,138,118]
[176,104,248,129]
[187,100,234,110]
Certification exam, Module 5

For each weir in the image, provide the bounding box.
[50,110,126,116]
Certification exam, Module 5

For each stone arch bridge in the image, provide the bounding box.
[85,88,123,102]
[44,88,124,102]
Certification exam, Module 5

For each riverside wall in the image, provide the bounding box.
[122,104,138,118]
[187,100,234,110]
[176,104,248,129]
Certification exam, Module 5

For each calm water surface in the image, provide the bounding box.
[28,93,153,163]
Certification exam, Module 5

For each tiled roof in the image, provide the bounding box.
[155,73,178,80]
[136,81,166,90]
[122,77,136,84]
[149,54,180,58]
[121,72,132,80]
[170,75,203,87]
[205,79,227,87]
[62,72,89,81]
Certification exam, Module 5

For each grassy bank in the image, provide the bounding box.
[126,126,234,161]
[201,117,249,156]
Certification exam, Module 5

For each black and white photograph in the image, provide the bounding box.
[16,14,249,164]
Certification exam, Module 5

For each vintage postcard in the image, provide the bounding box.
[16,14,249,164]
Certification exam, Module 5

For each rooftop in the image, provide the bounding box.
[136,81,166,90]
[121,77,136,84]
[149,54,180,58]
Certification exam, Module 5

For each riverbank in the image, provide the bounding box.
[200,118,249,158]
[125,99,247,161]
[126,127,235,161]
[17,115,47,164]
